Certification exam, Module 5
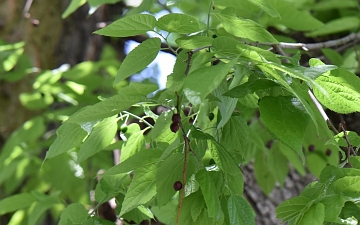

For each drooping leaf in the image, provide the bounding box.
[228,195,256,225]
[184,57,237,105]
[254,150,276,195]
[46,123,87,159]
[221,114,249,155]
[208,140,242,175]
[214,81,238,129]
[268,144,289,186]
[120,164,157,215]
[196,169,222,221]
[65,82,158,123]
[0,193,36,215]
[156,13,201,34]
[94,14,156,37]
[103,148,162,176]
[215,13,278,43]
[313,68,360,114]
[77,116,118,162]
[259,96,310,161]
[115,38,161,84]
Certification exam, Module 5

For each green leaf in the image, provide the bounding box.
[334,131,360,148]
[313,68,360,114]
[62,0,86,18]
[264,62,337,83]
[156,13,201,34]
[225,172,244,196]
[103,148,162,176]
[254,150,276,195]
[77,116,118,162]
[94,14,156,37]
[267,0,324,31]
[28,194,60,225]
[178,191,205,224]
[276,196,311,222]
[121,130,146,162]
[175,36,213,50]
[46,123,87,159]
[0,193,36,215]
[66,82,158,123]
[221,114,249,155]
[120,164,157,215]
[307,17,360,37]
[228,195,256,225]
[277,142,305,175]
[331,176,360,195]
[224,78,280,98]
[184,57,238,106]
[296,202,325,225]
[215,13,278,43]
[196,169,222,220]
[59,203,89,225]
[115,38,161,84]
[268,144,289,186]
[259,96,311,161]
[208,140,242,175]
[320,194,346,222]
[212,36,241,58]
[246,0,280,17]
[214,81,238,129]
[156,153,197,206]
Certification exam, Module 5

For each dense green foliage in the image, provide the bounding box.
[1,0,360,224]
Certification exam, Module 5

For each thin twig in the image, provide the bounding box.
[184,51,193,76]
[340,123,356,167]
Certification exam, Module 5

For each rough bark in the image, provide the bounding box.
[243,164,316,225]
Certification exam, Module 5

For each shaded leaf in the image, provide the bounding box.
[120,164,157,215]
[115,38,161,84]
[46,123,87,159]
[77,116,118,162]
[259,96,310,161]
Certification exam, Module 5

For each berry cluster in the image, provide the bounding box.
[170,113,181,133]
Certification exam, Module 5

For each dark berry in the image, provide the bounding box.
[120,125,128,133]
[173,181,183,191]
[172,113,181,124]
[265,140,274,149]
[208,112,215,121]
[325,149,332,156]
[308,145,315,152]
[170,122,179,133]
[212,34,217,38]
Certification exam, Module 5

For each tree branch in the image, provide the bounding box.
[273,33,360,51]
